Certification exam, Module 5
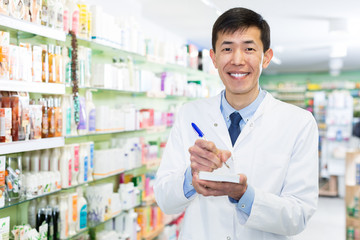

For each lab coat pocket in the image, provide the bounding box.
[252,153,290,194]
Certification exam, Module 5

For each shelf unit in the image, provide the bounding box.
[0,14,211,240]
[0,14,66,41]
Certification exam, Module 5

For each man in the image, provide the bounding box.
[154,7,318,240]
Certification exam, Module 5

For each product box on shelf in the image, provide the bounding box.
[0,31,9,80]
[86,183,113,224]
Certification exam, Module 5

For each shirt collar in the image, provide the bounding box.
[220,88,266,122]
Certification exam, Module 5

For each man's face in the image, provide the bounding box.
[210,26,273,103]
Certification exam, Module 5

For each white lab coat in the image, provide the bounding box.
[154,92,319,240]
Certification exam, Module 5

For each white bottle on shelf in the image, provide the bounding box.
[59,194,69,239]
[85,90,96,133]
[87,141,94,182]
[30,150,42,195]
[22,151,31,173]
[50,147,61,190]
[68,192,78,236]
[77,144,85,184]
[40,149,50,171]
[28,199,37,228]
[70,144,79,186]
[59,146,72,188]
[67,0,79,35]
[76,187,87,231]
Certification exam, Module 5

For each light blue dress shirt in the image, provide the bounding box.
[183,88,266,217]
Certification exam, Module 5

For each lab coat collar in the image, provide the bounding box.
[206,91,275,149]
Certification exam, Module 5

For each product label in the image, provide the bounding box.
[88,109,96,132]
[90,143,94,168]
[66,108,71,135]
[79,205,87,229]
[68,158,72,187]
[63,10,69,32]
[71,10,79,34]
[84,156,88,182]
[72,195,78,221]
[74,145,79,172]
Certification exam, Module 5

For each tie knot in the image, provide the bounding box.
[230,112,242,125]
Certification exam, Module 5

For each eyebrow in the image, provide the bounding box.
[220,40,256,46]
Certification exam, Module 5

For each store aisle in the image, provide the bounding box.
[294,197,345,240]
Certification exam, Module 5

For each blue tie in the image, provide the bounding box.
[229,112,242,146]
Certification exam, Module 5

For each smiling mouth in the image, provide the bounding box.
[229,73,249,78]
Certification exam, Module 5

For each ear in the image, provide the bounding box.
[262,48,273,69]
[210,49,218,69]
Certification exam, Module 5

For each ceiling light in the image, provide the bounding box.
[200,0,222,16]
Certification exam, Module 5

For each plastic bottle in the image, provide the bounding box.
[45,207,54,240]
[51,206,60,240]
[59,146,72,188]
[41,0,49,26]
[28,199,37,228]
[77,144,84,184]
[77,97,87,135]
[68,0,79,35]
[37,197,48,212]
[62,0,69,32]
[55,46,63,84]
[76,187,87,231]
[40,149,50,172]
[41,45,49,83]
[55,0,64,30]
[48,45,56,83]
[31,150,43,195]
[59,194,69,239]
[48,194,58,207]
[50,148,61,190]
[87,142,94,182]
[85,90,95,133]
[68,192,78,236]
[55,97,63,137]
[22,151,31,172]
[71,144,79,186]
[62,95,71,136]
[40,98,49,138]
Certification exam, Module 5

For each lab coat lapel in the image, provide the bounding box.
[206,94,233,150]
[233,92,272,148]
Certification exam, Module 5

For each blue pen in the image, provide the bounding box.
[191,122,230,169]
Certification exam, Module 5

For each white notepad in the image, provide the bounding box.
[198,171,240,183]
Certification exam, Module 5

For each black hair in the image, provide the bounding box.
[212,7,270,53]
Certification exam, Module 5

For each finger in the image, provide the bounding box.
[189,145,222,169]
[195,139,219,154]
[190,161,214,173]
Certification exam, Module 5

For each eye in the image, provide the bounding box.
[246,48,255,52]
[222,48,232,52]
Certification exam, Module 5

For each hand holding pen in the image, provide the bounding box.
[189,122,232,170]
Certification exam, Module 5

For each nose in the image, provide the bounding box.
[231,49,245,65]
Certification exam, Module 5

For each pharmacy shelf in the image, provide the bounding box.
[75,87,198,101]
[64,126,169,139]
[0,137,64,155]
[0,189,61,210]
[73,36,218,81]
[0,80,65,94]
[0,14,66,41]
